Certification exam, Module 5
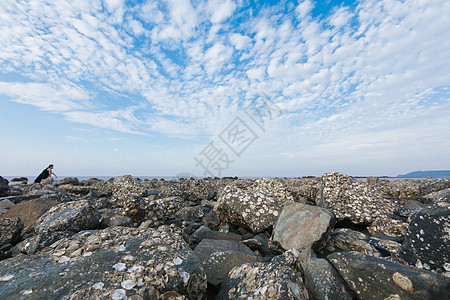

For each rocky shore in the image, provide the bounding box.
[0,173,449,299]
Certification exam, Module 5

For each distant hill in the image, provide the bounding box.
[398,170,450,178]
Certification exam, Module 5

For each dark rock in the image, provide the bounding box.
[0,226,207,299]
[242,238,262,250]
[298,248,353,300]
[403,200,425,208]
[328,252,450,300]
[366,236,401,257]
[10,177,28,183]
[193,239,255,262]
[395,207,422,220]
[254,233,272,257]
[203,250,263,287]
[190,225,241,244]
[397,196,450,272]
[270,203,336,252]
[217,257,309,299]
[0,176,9,196]
[418,178,450,203]
[59,184,91,195]
[54,177,80,186]
[0,218,23,250]
[3,198,58,233]
[420,187,450,204]
[324,229,381,257]
[34,200,100,233]
[11,231,75,255]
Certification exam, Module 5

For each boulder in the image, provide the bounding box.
[397,196,450,272]
[0,226,207,299]
[176,206,204,222]
[53,177,80,187]
[0,218,23,250]
[12,231,75,255]
[270,203,336,252]
[316,172,397,225]
[59,184,91,195]
[112,175,148,200]
[193,239,255,262]
[298,248,353,300]
[190,226,241,244]
[328,252,450,300]
[418,178,450,203]
[34,200,100,234]
[203,250,263,287]
[0,176,9,196]
[420,187,450,204]
[0,199,15,216]
[185,179,218,202]
[324,229,381,257]
[367,217,407,237]
[3,198,58,233]
[217,258,309,300]
[252,178,295,205]
[213,185,282,233]
[285,177,322,204]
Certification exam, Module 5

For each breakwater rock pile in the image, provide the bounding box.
[0,173,449,299]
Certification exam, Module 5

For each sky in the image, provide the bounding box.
[0,0,449,178]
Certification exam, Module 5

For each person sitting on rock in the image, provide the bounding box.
[34,164,57,183]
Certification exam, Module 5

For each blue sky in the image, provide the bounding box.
[1,0,449,177]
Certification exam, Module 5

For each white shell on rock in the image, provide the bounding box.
[173,258,183,265]
[121,279,136,290]
[111,289,127,299]
[22,290,33,295]
[115,245,127,252]
[113,262,127,271]
[0,274,14,282]
[93,282,104,289]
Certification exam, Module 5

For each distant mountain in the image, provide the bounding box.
[398,170,450,178]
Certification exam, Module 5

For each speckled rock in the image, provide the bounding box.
[217,257,309,299]
[0,176,10,196]
[252,178,295,206]
[366,236,402,256]
[397,196,450,272]
[214,185,282,233]
[0,199,15,216]
[185,179,218,202]
[12,231,75,255]
[367,217,407,237]
[112,175,148,200]
[328,252,450,300]
[420,187,450,204]
[59,184,91,195]
[298,248,353,300]
[189,226,241,244]
[389,179,420,203]
[3,199,59,233]
[285,177,322,204]
[271,203,336,252]
[0,225,207,299]
[324,229,381,257]
[176,206,204,222]
[203,250,263,287]
[157,181,191,200]
[316,172,398,225]
[34,200,100,234]
[418,178,450,203]
[0,218,23,250]
[193,239,255,262]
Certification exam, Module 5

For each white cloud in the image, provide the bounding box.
[207,0,236,24]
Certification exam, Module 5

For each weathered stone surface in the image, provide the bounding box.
[324,229,381,257]
[190,226,241,244]
[271,203,336,252]
[0,199,15,210]
[59,184,91,195]
[366,236,402,256]
[54,177,80,186]
[0,218,23,249]
[203,250,263,287]
[0,176,9,196]
[112,175,148,200]
[185,179,218,202]
[34,200,100,234]
[214,185,281,233]
[176,206,204,222]
[217,258,309,300]
[285,177,322,204]
[418,178,450,203]
[367,217,407,237]
[420,187,450,204]
[328,252,450,300]
[316,172,397,225]
[0,226,207,300]
[4,198,59,233]
[397,196,450,272]
[298,248,353,300]
[193,239,255,262]
[252,178,295,206]
[12,231,75,255]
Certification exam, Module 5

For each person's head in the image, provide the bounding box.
[48,164,54,169]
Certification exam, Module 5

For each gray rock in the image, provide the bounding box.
[366,236,402,257]
[217,258,309,300]
[12,231,75,255]
[316,172,397,225]
[420,187,450,204]
[59,184,91,195]
[397,195,450,272]
[112,175,148,200]
[395,207,422,220]
[176,205,204,222]
[34,200,100,233]
[0,218,23,250]
[3,198,59,233]
[271,203,336,252]
[298,248,353,300]
[203,250,263,287]
[190,226,241,244]
[242,238,262,250]
[418,178,450,203]
[0,226,207,299]
[328,251,450,300]
[0,176,10,197]
[53,177,80,187]
[252,178,295,205]
[0,199,15,210]
[193,239,255,262]
[214,185,282,234]
[324,229,381,257]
